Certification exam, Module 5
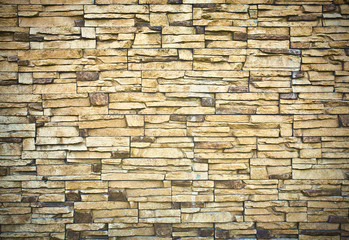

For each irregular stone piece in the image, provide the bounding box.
[256,229,271,239]
[201,98,215,107]
[154,223,172,237]
[299,230,341,236]
[302,136,321,143]
[89,93,108,106]
[168,0,182,3]
[339,115,349,126]
[108,190,127,201]
[199,228,214,237]
[196,26,205,34]
[234,32,248,41]
[302,189,341,197]
[0,167,8,176]
[66,191,81,202]
[323,4,337,12]
[280,93,298,100]
[288,15,318,21]
[33,78,54,84]
[74,211,93,223]
[328,215,348,223]
[249,34,290,40]
[66,231,80,240]
[216,230,229,239]
[76,71,99,81]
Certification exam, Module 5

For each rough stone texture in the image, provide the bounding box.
[0,0,349,239]
[89,92,109,106]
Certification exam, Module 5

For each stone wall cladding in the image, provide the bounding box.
[0,0,348,239]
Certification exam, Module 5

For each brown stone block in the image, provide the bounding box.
[29,35,44,42]
[74,19,85,27]
[323,4,337,12]
[92,163,101,173]
[288,15,318,21]
[339,115,349,127]
[249,34,290,40]
[216,229,230,239]
[168,0,182,3]
[21,196,38,203]
[181,202,204,208]
[154,223,172,237]
[345,48,349,56]
[66,231,80,240]
[187,115,205,122]
[292,71,305,79]
[79,129,88,137]
[328,215,348,223]
[201,98,215,107]
[302,136,321,143]
[256,229,271,239]
[233,32,248,41]
[33,78,54,84]
[0,80,17,85]
[0,138,22,143]
[215,180,245,189]
[0,167,8,176]
[280,93,298,100]
[14,32,29,42]
[269,174,291,180]
[192,4,218,8]
[18,60,30,66]
[199,228,214,237]
[260,49,301,55]
[89,93,108,106]
[76,71,99,81]
[302,189,341,197]
[108,190,127,201]
[131,136,155,143]
[299,230,341,236]
[196,26,205,34]
[170,115,187,122]
[228,86,248,92]
[74,211,93,223]
[171,180,192,187]
[111,151,129,158]
[7,56,18,62]
[169,21,193,27]
[66,191,81,202]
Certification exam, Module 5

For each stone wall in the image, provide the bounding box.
[0,0,349,239]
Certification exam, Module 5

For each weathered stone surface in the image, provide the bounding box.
[199,228,214,237]
[302,189,341,197]
[76,71,99,81]
[66,191,81,202]
[1,1,349,239]
[154,223,172,237]
[328,215,348,223]
[108,190,127,201]
[299,229,341,236]
[257,229,271,239]
[74,211,93,223]
[89,92,108,106]
[339,115,349,126]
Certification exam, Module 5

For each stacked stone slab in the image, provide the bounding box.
[0,0,348,239]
